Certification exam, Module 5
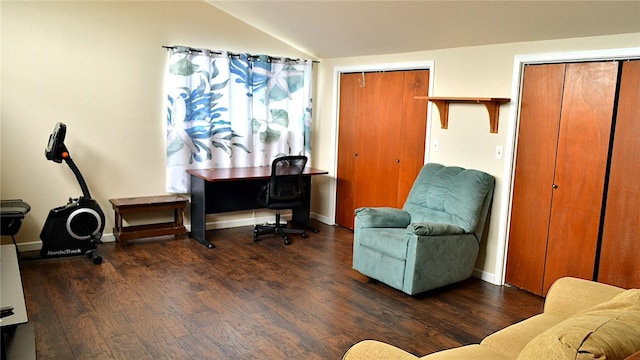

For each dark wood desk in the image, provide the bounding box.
[187,166,328,248]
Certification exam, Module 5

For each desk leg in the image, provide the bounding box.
[190,176,215,248]
[291,176,319,233]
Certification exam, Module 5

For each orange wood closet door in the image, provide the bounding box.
[542,61,619,295]
[598,59,640,289]
[336,73,361,228]
[336,70,429,229]
[506,62,619,296]
[353,71,405,213]
[505,64,565,295]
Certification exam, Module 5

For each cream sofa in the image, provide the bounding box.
[343,277,640,360]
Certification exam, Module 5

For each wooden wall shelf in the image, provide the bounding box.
[416,96,510,133]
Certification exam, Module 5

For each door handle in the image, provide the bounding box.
[552,184,558,189]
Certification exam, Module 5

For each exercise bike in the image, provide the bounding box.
[40,122,104,264]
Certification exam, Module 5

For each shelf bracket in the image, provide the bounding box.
[415,96,510,133]
[430,100,450,130]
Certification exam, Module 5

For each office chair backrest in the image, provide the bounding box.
[268,155,308,202]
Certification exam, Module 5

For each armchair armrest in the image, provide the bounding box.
[354,207,411,228]
[544,277,625,318]
[407,222,465,236]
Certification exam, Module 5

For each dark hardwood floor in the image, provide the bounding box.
[18,222,543,359]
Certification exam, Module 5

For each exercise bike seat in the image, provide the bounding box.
[0,199,31,236]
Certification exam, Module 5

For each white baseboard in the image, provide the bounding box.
[14,241,43,252]
[15,235,116,253]
[472,267,500,285]
[16,212,328,252]
[101,234,116,243]
[311,212,333,226]
[203,214,288,230]
[201,211,330,230]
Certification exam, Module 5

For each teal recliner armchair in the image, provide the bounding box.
[352,163,495,295]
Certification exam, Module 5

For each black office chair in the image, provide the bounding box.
[254,155,308,245]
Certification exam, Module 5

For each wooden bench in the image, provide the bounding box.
[109,195,188,245]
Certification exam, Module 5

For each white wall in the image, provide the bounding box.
[0,1,311,247]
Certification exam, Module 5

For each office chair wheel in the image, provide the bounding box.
[284,236,291,245]
[301,233,308,239]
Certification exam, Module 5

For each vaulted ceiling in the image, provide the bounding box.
[206,1,640,59]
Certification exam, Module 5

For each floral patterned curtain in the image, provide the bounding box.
[164,47,314,193]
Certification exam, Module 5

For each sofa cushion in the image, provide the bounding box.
[544,277,626,318]
[343,340,419,360]
[517,289,640,360]
[420,344,510,360]
[407,222,465,236]
[481,313,566,359]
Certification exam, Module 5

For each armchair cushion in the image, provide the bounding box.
[408,222,465,236]
[404,164,494,233]
[354,207,411,228]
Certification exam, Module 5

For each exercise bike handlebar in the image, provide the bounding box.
[61,150,93,200]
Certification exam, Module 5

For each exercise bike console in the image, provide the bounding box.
[45,121,67,163]
[40,122,104,264]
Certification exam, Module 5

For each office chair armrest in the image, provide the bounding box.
[354,207,411,228]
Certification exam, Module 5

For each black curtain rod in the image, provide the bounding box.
[162,46,319,64]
